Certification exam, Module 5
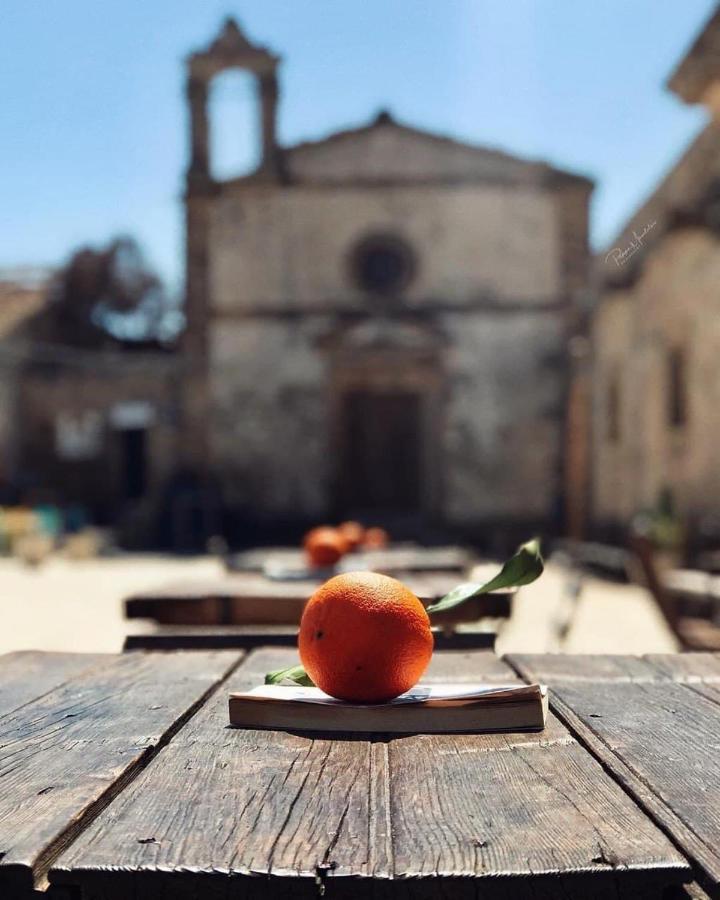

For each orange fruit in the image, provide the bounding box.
[303,526,346,568]
[338,520,365,551]
[364,526,389,549]
[299,571,434,702]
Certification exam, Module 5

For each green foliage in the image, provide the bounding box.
[264,664,314,686]
[426,538,544,615]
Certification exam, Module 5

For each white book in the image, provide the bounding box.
[229,682,548,734]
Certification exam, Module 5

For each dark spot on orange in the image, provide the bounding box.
[315,630,324,639]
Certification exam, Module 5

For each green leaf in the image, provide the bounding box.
[264,664,315,687]
[426,538,543,615]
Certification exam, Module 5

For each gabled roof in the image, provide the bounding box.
[283,111,591,187]
[222,110,592,190]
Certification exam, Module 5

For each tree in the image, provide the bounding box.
[47,237,178,346]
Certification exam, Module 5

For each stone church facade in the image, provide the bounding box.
[183,19,593,538]
[591,7,720,542]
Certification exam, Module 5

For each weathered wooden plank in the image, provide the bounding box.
[506,653,666,683]
[123,627,496,653]
[0,650,242,896]
[0,651,107,718]
[422,650,515,683]
[123,625,301,651]
[50,648,369,898]
[50,649,687,898]
[509,653,720,889]
[124,573,508,628]
[386,736,685,879]
[645,652,720,683]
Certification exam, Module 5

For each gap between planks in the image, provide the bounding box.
[503,654,720,897]
[30,651,246,892]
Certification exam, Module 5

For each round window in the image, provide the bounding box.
[349,233,416,295]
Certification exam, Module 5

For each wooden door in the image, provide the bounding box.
[340,390,422,513]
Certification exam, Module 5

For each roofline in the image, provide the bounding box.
[216,112,593,189]
[667,6,720,103]
[597,119,720,286]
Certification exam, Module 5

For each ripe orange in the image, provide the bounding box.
[364,526,389,549]
[303,526,346,568]
[299,571,434,702]
[338,520,365,551]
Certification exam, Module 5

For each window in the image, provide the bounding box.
[607,374,621,443]
[349,233,416,295]
[667,347,687,428]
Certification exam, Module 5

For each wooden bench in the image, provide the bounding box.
[631,535,720,651]
[123,625,496,652]
[555,538,631,581]
[4,648,719,898]
[124,567,513,630]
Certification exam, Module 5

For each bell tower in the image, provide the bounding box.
[182,18,282,468]
[186,17,282,181]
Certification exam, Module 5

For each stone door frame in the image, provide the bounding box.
[327,348,445,521]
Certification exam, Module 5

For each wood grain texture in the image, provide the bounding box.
[50,650,687,899]
[0,650,241,896]
[508,653,720,890]
[0,651,107,717]
[645,652,720,683]
[506,653,667,683]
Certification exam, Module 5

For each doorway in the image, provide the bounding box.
[120,428,147,500]
[339,390,422,514]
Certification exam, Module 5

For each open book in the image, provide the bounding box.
[228,682,548,734]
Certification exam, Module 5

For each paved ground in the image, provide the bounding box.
[0,553,679,656]
[0,554,223,655]
[495,558,678,655]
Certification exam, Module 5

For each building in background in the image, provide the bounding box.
[0,269,50,497]
[0,262,186,546]
[182,19,593,543]
[592,7,720,546]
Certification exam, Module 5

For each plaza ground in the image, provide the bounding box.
[0,554,678,656]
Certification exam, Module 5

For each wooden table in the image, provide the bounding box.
[3,649,720,898]
[225,544,472,574]
[124,568,512,629]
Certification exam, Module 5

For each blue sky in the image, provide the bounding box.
[1,0,716,291]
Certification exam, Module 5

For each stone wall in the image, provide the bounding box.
[441,311,565,524]
[592,227,720,530]
[206,173,574,529]
[209,182,561,313]
[17,356,182,517]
